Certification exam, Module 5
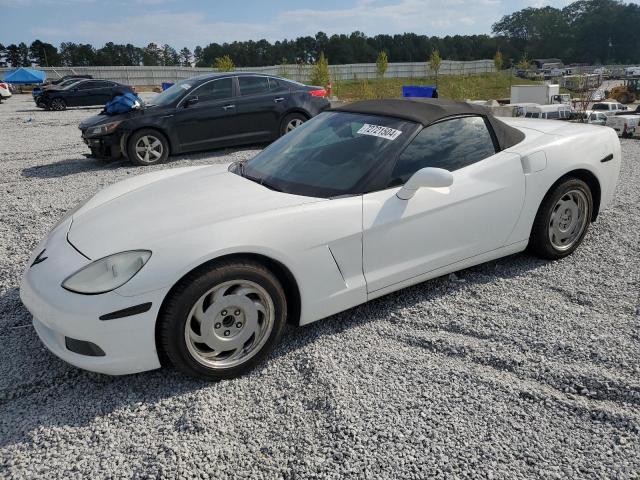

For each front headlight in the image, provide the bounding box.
[86,121,121,137]
[62,250,151,294]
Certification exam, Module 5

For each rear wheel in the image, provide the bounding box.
[159,260,287,380]
[529,178,593,260]
[50,98,66,111]
[280,113,307,136]
[127,129,169,166]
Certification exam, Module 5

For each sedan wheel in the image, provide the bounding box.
[50,98,66,111]
[135,135,163,164]
[126,129,169,166]
[184,280,275,369]
[159,259,287,380]
[280,113,307,136]
[529,178,593,259]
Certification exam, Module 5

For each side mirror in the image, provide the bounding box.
[184,96,199,107]
[397,167,453,200]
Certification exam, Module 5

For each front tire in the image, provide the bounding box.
[127,129,169,166]
[159,260,287,380]
[50,98,66,111]
[529,178,593,260]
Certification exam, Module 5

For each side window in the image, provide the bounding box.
[192,78,233,101]
[77,81,96,90]
[238,76,270,96]
[391,116,497,184]
[268,77,283,90]
[548,111,559,119]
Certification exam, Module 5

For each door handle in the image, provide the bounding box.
[222,104,236,110]
[274,97,285,103]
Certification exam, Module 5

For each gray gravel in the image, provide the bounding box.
[1,94,639,479]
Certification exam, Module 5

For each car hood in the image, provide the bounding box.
[67,164,323,259]
[78,105,165,129]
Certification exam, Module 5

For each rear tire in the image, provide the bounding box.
[126,129,169,166]
[528,178,593,260]
[280,112,307,136]
[159,260,287,380]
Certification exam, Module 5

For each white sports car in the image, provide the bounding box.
[20,99,621,380]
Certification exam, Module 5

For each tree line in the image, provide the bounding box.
[1,0,638,69]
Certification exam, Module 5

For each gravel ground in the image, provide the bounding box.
[0,94,639,479]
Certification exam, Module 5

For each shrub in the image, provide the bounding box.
[310,52,330,86]
[214,55,235,72]
[376,51,388,78]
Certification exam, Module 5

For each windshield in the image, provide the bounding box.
[148,78,193,106]
[235,111,418,198]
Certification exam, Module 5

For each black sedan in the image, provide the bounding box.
[36,79,134,111]
[78,73,330,165]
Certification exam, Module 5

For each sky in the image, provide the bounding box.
[0,0,638,49]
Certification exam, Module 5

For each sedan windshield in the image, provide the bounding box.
[147,78,193,106]
[235,112,418,198]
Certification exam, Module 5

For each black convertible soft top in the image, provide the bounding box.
[331,98,525,150]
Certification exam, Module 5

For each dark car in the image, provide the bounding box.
[32,77,91,101]
[36,79,134,111]
[78,72,330,165]
[49,74,93,85]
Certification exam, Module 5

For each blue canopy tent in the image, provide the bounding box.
[3,67,47,84]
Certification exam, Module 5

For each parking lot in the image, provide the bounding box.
[0,94,639,478]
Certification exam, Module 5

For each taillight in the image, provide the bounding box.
[309,89,327,97]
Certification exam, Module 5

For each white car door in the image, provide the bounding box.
[362,116,526,294]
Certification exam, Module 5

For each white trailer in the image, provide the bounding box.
[510,84,561,105]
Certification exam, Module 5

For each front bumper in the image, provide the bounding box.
[80,131,123,158]
[19,220,164,375]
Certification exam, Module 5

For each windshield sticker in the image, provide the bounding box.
[356,123,403,140]
[180,84,192,90]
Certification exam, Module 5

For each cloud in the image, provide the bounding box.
[31,11,277,47]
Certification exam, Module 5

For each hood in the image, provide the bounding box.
[78,105,162,129]
[67,164,322,259]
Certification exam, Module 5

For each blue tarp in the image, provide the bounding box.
[402,85,437,98]
[3,67,47,84]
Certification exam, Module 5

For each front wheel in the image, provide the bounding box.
[127,129,169,166]
[529,178,593,260]
[158,260,287,380]
[50,98,66,111]
[280,113,307,136]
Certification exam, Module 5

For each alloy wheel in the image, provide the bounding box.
[135,135,163,164]
[548,189,589,251]
[286,118,304,132]
[184,279,275,369]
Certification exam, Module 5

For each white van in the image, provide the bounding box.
[524,104,574,120]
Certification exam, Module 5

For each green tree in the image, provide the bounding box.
[5,44,21,67]
[376,50,388,78]
[18,42,30,66]
[179,47,192,66]
[143,43,163,66]
[516,55,531,71]
[162,44,179,66]
[310,51,330,86]
[429,49,442,87]
[494,50,503,72]
[214,55,235,71]
[29,40,59,66]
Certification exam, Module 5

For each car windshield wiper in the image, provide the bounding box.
[235,163,283,192]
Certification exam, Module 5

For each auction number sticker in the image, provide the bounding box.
[357,123,403,140]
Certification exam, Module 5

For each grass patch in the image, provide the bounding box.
[333,73,543,102]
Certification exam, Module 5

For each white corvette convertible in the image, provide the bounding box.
[21,99,621,380]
